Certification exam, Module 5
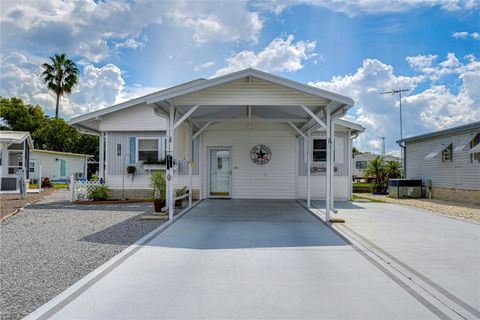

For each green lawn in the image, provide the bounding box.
[352,194,385,203]
[353,183,374,187]
[29,183,69,189]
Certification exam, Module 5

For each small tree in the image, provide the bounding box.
[363,156,386,193]
[352,147,362,157]
[385,160,402,180]
[42,53,79,118]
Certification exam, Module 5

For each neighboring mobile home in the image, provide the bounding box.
[398,121,480,204]
[0,131,33,191]
[352,152,401,181]
[29,149,92,184]
[70,68,364,221]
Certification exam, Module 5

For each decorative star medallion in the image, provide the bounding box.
[250,144,271,165]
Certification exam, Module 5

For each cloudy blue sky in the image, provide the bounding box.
[1,0,479,155]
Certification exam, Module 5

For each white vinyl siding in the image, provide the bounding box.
[106,131,165,176]
[201,129,297,199]
[172,77,329,106]
[405,130,480,190]
[299,131,349,176]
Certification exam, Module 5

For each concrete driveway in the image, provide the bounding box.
[311,200,480,320]
[28,200,458,319]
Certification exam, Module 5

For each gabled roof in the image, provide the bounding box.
[0,131,34,148]
[397,121,480,144]
[32,149,93,158]
[335,118,365,134]
[69,68,355,130]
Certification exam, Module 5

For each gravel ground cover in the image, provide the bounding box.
[0,189,55,220]
[355,193,480,223]
[0,198,164,320]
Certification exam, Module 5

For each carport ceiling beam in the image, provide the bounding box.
[288,122,307,139]
[192,121,212,140]
[174,105,199,129]
[189,118,307,123]
[301,105,327,130]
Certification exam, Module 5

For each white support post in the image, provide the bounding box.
[348,135,353,201]
[39,165,42,191]
[307,131,311,208]
[98,132,105,180]
[325,107,331,222]
[188,162,193,207]
[168,105,175,220]
[70,175,75,202]
[330,117,335,212]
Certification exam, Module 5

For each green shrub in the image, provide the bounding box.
[150,171,166,200]
[88,185,110,201]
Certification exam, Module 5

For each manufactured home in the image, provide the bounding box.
[352,152,401,181]
[0,131,33,191]
[398,121,480,204]
[29,149,92,183]
[70,68,364,221]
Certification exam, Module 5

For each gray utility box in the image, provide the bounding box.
[388,179,422,198]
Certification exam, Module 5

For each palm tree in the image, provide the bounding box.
[385,160,402,180]
[42,53,79,118]
[352,147,362,157]
[363,156,386,193]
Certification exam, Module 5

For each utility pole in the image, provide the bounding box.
[380,89,409,177]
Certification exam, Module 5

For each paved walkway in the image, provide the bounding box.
[311,200,480,319]
[28,199,455,319]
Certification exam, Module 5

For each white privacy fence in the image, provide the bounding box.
[70,176,103,202]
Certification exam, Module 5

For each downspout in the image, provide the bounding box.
[349,132,360,201]
[398,141,406,178]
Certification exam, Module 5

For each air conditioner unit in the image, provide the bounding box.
[388,179,422,198]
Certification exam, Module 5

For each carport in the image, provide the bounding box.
[149,68,355,221]
[26,199,442,320]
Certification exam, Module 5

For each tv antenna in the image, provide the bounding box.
[380,89,409,177]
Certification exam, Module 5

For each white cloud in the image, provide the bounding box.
[452,31,469,39]
[309,55,480,154]
[194,61,215,71]
[406,52,467,81]
[256,0,479,17]
[214,35,316,77]
[0,0,263,63]
[0,52,128,118]
[452,31,480,40]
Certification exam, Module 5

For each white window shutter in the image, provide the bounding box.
[335,138,344,164]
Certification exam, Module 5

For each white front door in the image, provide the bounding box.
[208,148,232,198]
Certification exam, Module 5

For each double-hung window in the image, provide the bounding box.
[138,138,159,162]
[442,143,453,162]
[312,139,327,162]
[356,161,367,169]
[471,133,480,163]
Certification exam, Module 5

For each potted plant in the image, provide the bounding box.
[127,165,136,174]
[150,171,166,213]
[174,186,188,207]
